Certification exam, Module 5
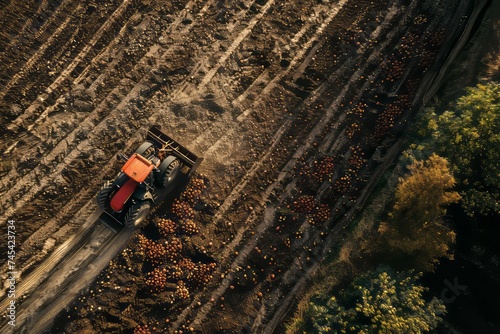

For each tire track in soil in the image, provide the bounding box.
[24,227,135,334]
[0,0,438,330]
[0,0,194,279]
[0,1,85,102]
[208,1,461,331]
[0,209,101,308]
[0,0,73,85]
[170,0,416,329]
[0,1,201,220]
[190,0,349,150]
[0,0,214,203]
[4,0,133,128]
[0,223,132,334]
[1,0,366,324]
[194,0,353,237]
[0,0,305,268]
[0,0,272,220]
[0,0,350,326]
[0,0,296,304]
[0,0,238,277]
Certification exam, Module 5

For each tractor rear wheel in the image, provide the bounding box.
[135,141,156,158]
[124,201,151,228]
[97,181,113,210]
[156,156,181,188]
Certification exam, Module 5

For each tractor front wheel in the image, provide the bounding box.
[97,181,113,210]
[124,201,151,228]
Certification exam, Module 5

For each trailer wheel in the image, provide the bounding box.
[136,141,156,158]
[156,156,181,188]
[97,181,113,210]
[124,201,151,228]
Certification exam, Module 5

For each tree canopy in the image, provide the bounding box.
[302,267,446,333]
[422,82,500,216]
[378,154,460,271]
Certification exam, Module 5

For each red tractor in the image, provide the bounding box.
[97,125,202,230]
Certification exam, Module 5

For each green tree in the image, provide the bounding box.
[423,82,500,216]
[379,154,460,271]
[302,267,446,333]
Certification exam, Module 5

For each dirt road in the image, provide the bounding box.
[0,0,479,332]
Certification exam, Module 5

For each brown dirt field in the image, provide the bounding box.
[0,0,481,333]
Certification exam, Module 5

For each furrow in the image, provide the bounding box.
[2,2,280,212]
[45,0,133,95]
[191,0,348,149]
[197,0,277,89]
[0,14,75,102]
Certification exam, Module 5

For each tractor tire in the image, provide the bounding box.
[135,141,156,158]
[124,200,151,228]
[97,181,113,210]
[156,156,181,188]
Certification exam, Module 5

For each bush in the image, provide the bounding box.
[301,267,446,334]
[422,82,500,216]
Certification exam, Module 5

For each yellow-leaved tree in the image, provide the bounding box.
[379,153,460,271]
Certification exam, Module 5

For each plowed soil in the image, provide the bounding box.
[0,0,478,333]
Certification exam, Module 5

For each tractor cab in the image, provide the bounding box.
[109,154,156,213]
[122,153,156,182]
